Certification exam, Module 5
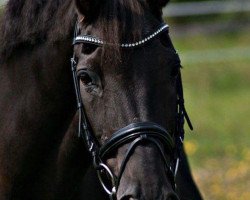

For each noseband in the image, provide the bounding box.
[71,21,193,200]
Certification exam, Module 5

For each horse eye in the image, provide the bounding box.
[78,71,93,86]
[82,43,98,55]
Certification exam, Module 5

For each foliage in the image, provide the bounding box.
[172,28,250,200]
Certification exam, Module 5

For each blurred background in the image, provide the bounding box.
[0,0,249,199]
[164,0,250,199]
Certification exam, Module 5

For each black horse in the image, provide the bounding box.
[0,0,202,199]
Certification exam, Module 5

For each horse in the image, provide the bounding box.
[0,0,202,199]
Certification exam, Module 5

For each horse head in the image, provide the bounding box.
[71,0,188,199]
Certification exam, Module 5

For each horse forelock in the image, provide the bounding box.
[95,0,146,65]
[0,0,76,60]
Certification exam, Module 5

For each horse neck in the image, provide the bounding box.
[0,38,77,199]
[0,1,80,200]
[0,37,76,128]
[0,0,76,122]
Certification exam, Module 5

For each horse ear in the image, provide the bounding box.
[74,0,99,18]
[157,0,170,8]
[146,0,170,18]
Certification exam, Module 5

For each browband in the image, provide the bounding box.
[73,24,169,48]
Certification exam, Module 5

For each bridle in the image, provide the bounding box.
[70,21,193,200]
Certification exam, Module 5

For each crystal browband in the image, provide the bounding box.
[74,24,169,48]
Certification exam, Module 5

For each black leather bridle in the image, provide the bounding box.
[70,21,193,200]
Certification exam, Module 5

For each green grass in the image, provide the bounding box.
[183,62,250,165]
[173,28,250,51]
[172,28,250,199]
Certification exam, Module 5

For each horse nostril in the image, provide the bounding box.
[166,193,180,200]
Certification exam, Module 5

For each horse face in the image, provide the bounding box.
[73,0,180,199]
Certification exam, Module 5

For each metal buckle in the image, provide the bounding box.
[96,163,117,199]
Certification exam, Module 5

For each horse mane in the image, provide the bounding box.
[96,0,146,64]
[0,0,156,62]
[0,0,76,59]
